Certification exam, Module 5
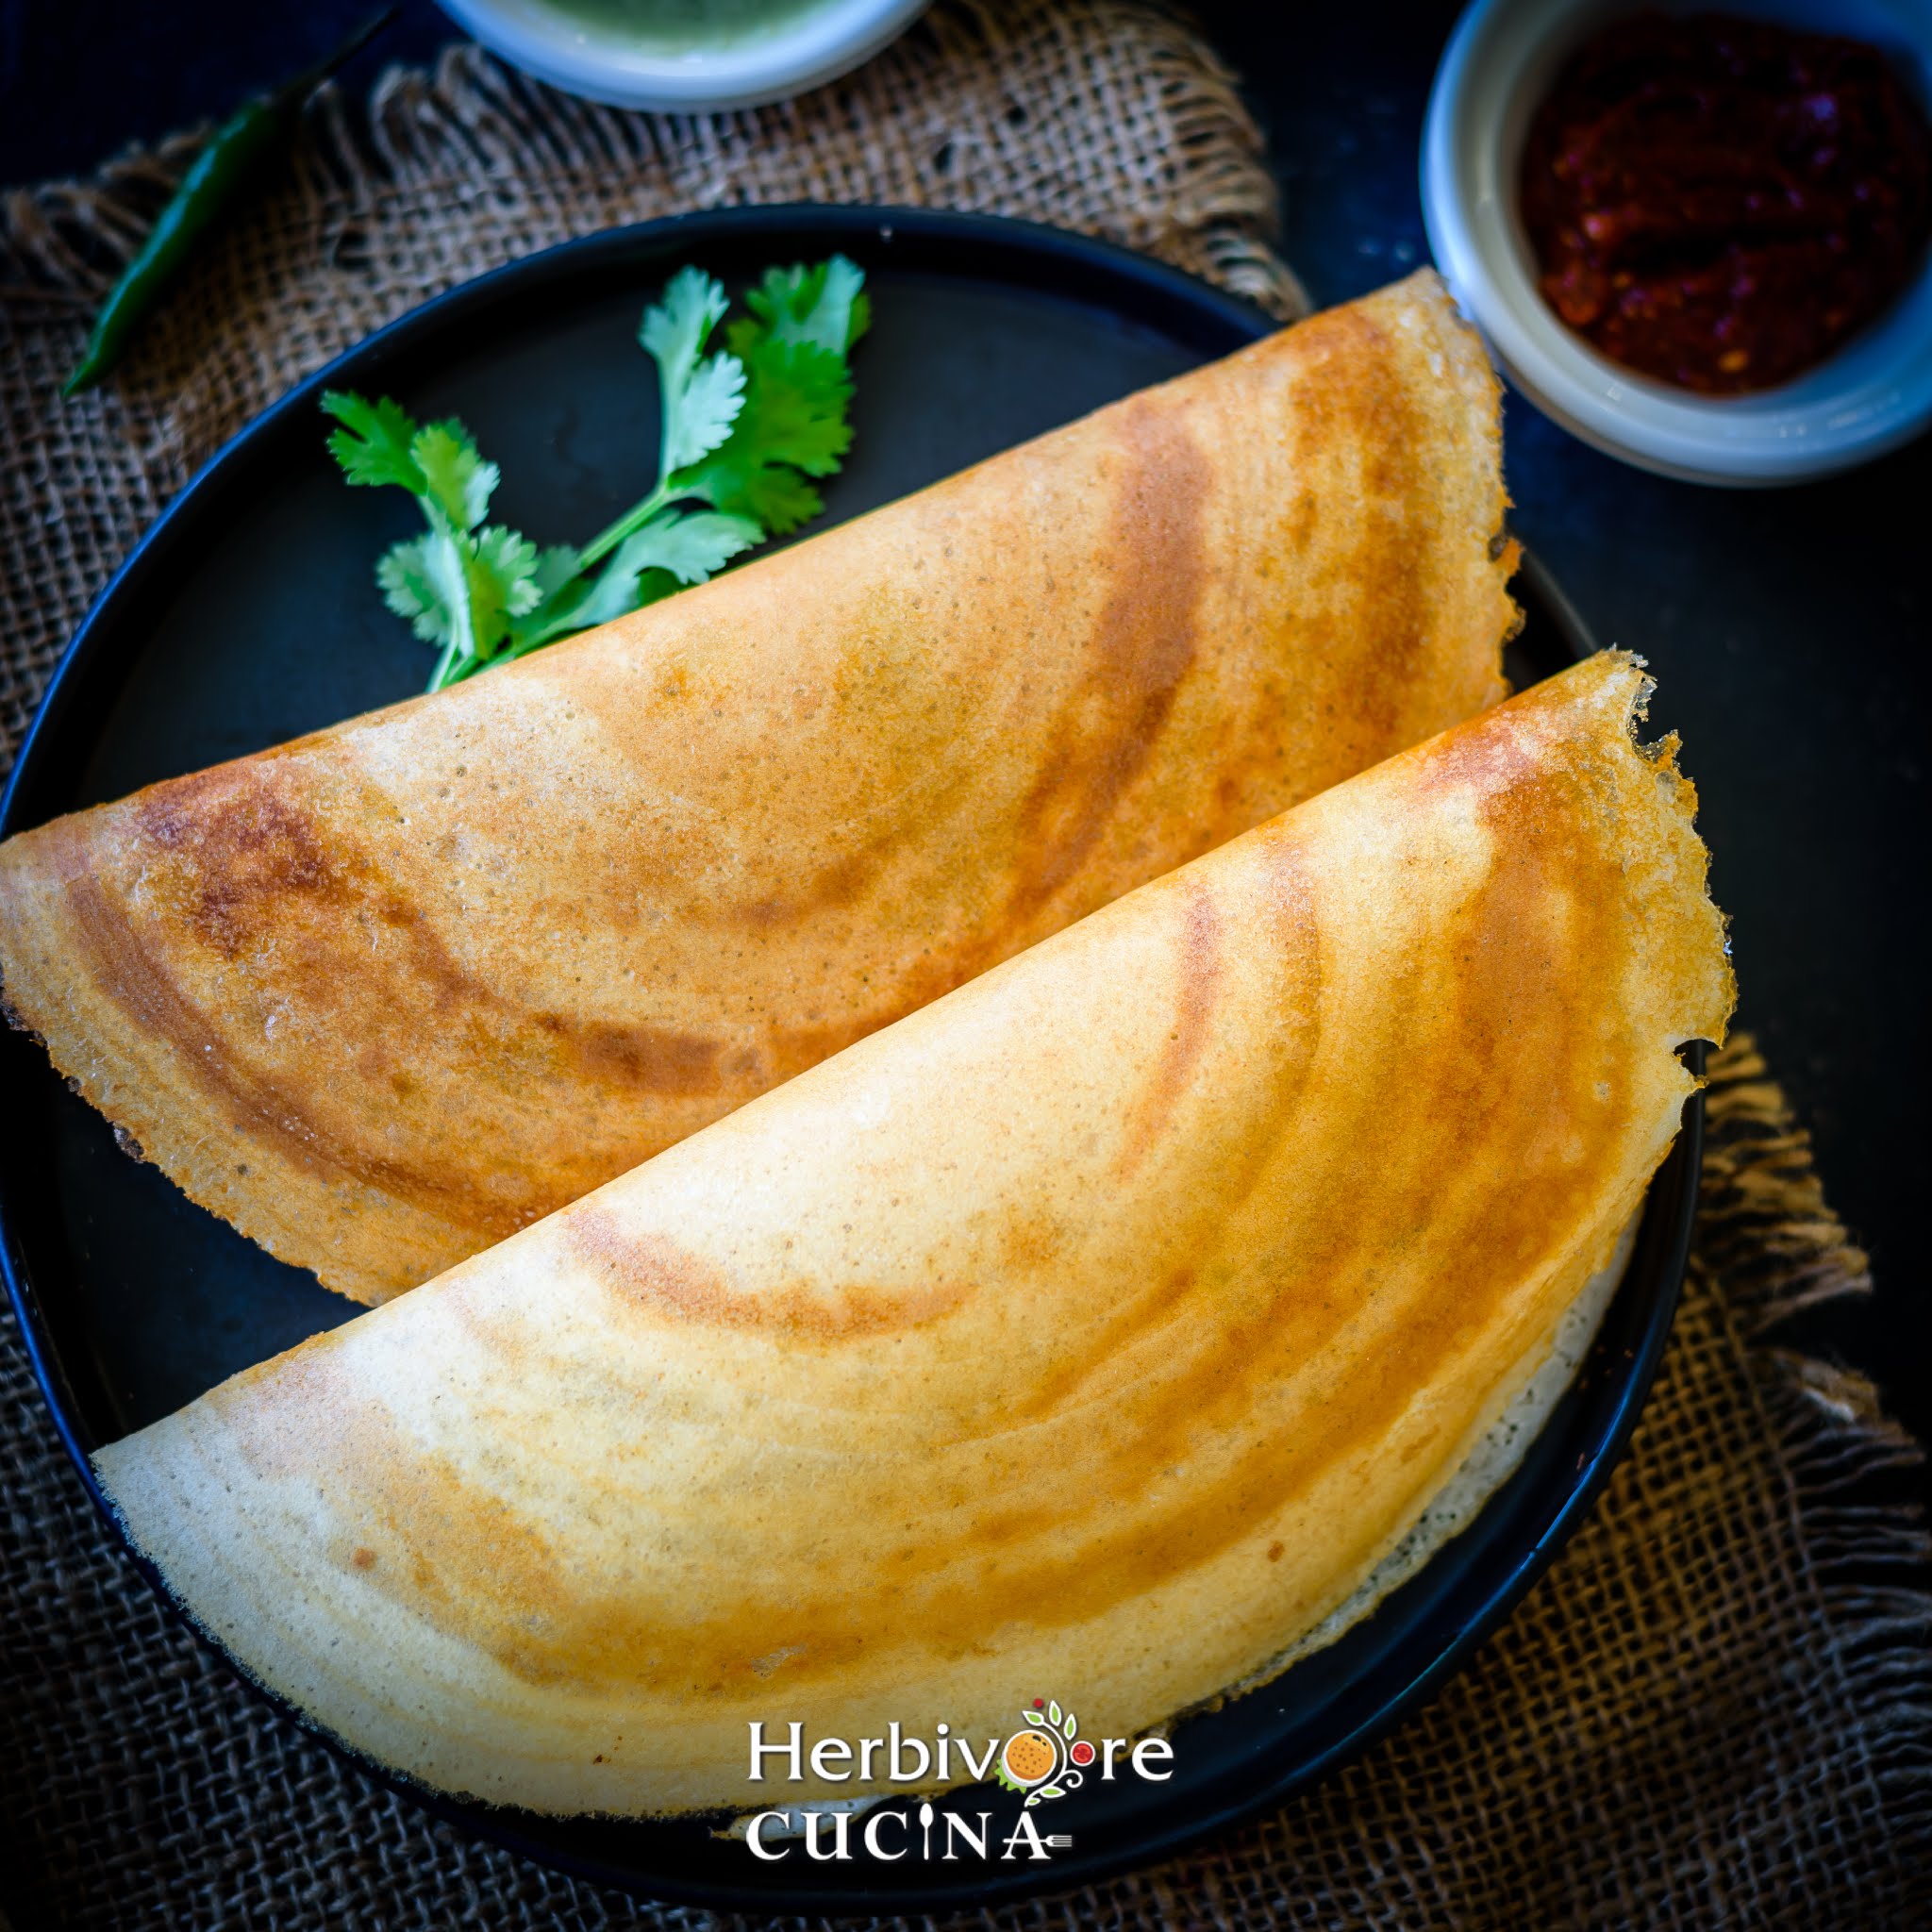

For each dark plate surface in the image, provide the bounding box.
[0,206,1699,1913]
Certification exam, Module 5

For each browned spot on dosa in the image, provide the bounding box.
[58,822,529,1240]
[1117,879,1223,1177]
[1004,398,1212,923]
[53,762,725,1240]
[570,1208,974,1341]
[723,852,876,929]
[1269,304,1435,757]
[538,1014,719,1096]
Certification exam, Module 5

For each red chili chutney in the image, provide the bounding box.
[1520,11,1932,392]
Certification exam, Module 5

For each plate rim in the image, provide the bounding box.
[0,202,1700,1914]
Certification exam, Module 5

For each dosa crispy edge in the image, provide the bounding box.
[0,270,1513,1304]
[94,653,1734,1818]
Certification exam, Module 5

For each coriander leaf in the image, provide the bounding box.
[585,257,865,563]
[411,421,498,532]
[510,508,759,659]
[667,351,748,473]
[331,257,869,688]
[322,391,424,492]
[614,508,761,586]
[559,553,660,639]
[376,535,452,644]
[528,542,582,605]
[678,336,854,533]
[728,338,855,476]
[691,458,824,537]
[741,254,871,354]
[526,509,758,650]
[377,518,479,665]
[378,519,539,687]
[640,266,729,394]
[506,546,596,658]
[640,266,745,473]
[473,525,544,625]
[508,562,672,660]
[426,521,542,689]
[507,583,592,658]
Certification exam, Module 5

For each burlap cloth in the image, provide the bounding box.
[0,4,1924,1925]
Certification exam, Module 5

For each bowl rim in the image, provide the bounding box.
[432,0,932,110]
[1422,0,1932,485]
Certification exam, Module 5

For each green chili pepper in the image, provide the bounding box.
[63,8,396,398]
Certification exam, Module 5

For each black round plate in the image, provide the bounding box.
[0,206,1697,1914]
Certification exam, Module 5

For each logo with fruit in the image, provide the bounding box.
[993,1698,1097,1807]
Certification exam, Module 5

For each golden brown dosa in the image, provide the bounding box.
[93,653,1733,1818]
[0,270,1513,1305]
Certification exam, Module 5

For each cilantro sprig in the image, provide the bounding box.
[322,256,868,692]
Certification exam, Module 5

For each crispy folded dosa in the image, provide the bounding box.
[94,653,1733,1818]
[0,270,1513,1305]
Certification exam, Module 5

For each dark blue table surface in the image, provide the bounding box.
[1,1,1925,1489]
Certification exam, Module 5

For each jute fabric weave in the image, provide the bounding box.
[0,5,1925,1925]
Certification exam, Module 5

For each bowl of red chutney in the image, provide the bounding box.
[1423,0,1932,484]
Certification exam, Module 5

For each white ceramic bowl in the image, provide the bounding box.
[1423,0,1932,484]
[435,0,930,112]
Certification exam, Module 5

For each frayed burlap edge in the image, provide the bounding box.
[1696,1043,1932,1859]
[0,4,1307,324]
